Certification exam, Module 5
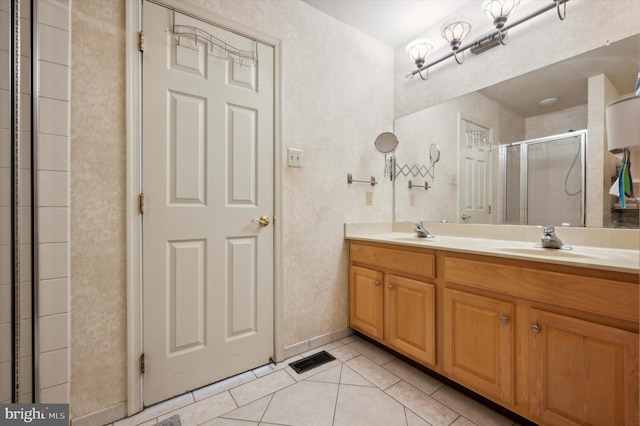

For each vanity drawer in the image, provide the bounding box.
[443,255,639,323]
[350,242,435,279]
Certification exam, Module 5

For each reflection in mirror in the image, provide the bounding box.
[429,143,440,164]
[393,34,640,228]
[499,130,586,227]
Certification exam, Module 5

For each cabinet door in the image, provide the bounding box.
[529,309,639,426]
[350,265,384,340]
[444,289,515,404]
[386,274,436,366]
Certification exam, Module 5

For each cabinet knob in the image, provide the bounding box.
[388,284,394,290]
[499,316,509,325]
[374,281,381,287]
[531,324,541,334]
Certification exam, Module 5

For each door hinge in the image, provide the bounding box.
[488,205,492,214]
[139,193,145,214]
[138,31,145,52]
[140,353,145,374]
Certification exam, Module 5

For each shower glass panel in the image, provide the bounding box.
[499,130,586,227]
[1,0,35,403]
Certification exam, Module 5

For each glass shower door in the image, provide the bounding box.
[1,0,34,403]
[499,130,586,227]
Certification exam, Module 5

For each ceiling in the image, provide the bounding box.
[301,0,475,47]
[479,35,640,118]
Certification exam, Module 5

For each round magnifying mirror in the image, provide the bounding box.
[374,132,399,154]
[429,143,441,164]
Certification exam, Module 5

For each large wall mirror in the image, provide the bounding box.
[393,34,640,229]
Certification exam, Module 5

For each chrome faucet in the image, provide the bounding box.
[535,225,572,250]
[412,221,434,238]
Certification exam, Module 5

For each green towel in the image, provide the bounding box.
[618,148,634,208]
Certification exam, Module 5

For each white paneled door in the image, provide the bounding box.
[458,119,492,224]
[142,2,275,406]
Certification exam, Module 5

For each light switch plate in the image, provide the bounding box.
[287,148,303,168]
[366,191,373,205]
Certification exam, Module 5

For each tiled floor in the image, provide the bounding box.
[113,335,518,426]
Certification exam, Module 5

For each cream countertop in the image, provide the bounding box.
[345,222,640,275]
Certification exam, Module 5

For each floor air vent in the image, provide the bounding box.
[289,350,336,374]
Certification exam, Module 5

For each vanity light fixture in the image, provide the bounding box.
[554,0,567,20]
[482,0,520,46]
[406,39,433,80]
[483,0,520,31]
[441,20,472,64]
[407,0,570,80]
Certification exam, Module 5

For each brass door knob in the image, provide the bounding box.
[461,214,472,221]
[251,215,270,227]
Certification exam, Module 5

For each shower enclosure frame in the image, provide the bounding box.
[3,0,39,403]
[498,130,587,227]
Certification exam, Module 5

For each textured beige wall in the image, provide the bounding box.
[176,0,395,348]
[525,105,588,140]
[586,74,619,228]
[68,0,639,419]
[68,0,393,418]
[70,0,127,418]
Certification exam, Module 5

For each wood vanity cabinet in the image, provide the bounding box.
[349,241,436,367]
[350,265,384,340]
[443,288,515,405]
[348,240,639,425]
[528,309,639,426]
[444,253,639,426]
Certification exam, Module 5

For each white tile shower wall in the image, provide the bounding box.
[37,0,71,404]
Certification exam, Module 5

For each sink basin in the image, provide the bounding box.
[494,247,595,259]
[389,236,435,243]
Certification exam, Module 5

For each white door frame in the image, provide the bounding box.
[125,0,283,415]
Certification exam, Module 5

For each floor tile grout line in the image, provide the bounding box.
[212,353,351,425]
[446,413,462,426]
[332,386,340,425]
[379,358,447,397]
[330,376,343,425]
[126,335,509,426]
[226,388,241,416]
[429,385,495,424]
[257,393,275,424]
[382,379,447,425]
[402,406,409,426]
